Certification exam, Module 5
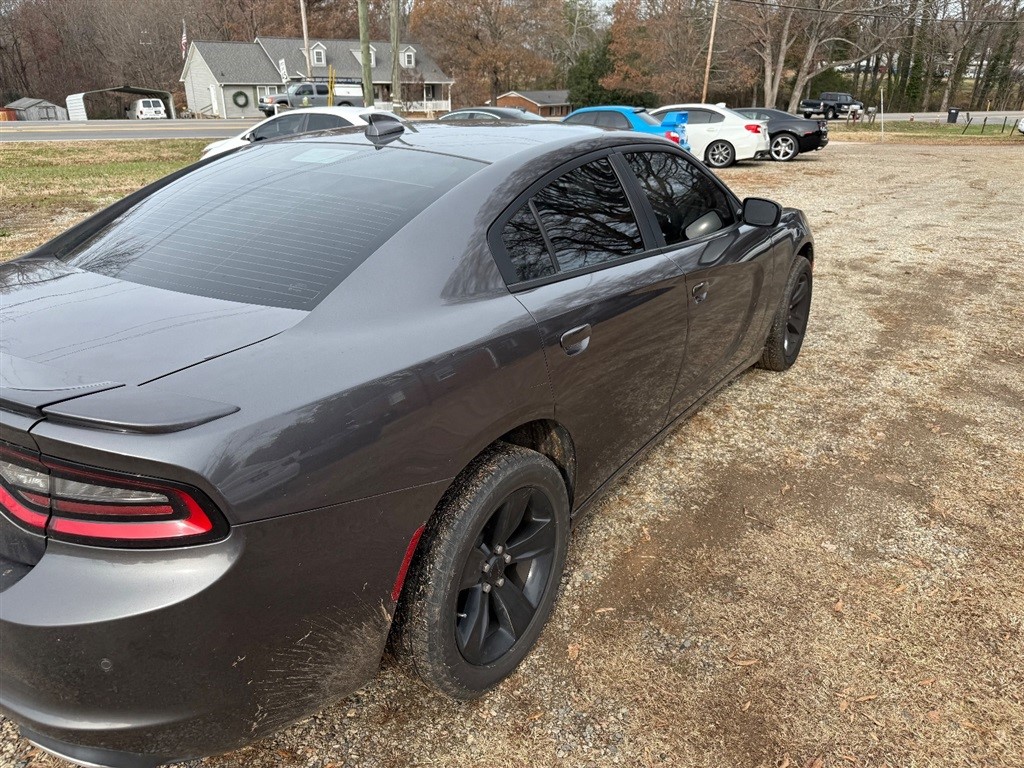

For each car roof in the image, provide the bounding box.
[447,107,528,116]
[275,106,391,117]
[654,103,726,112]
[569,106,649,115]
[280,121,617,164]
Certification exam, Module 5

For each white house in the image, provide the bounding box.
[181,37,453,118]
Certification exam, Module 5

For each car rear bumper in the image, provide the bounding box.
[798,133,828,151]
[734,133,770,162]
[0,481,445,765]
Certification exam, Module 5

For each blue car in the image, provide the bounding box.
[563,106,690,152]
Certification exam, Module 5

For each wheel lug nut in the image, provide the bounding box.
[494,545,504,555]
[482,583,491,593]
[495,577,505,587]
[503,553,512,563]
[482,562,491,573]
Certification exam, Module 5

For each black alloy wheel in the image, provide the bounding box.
[783,270,812,359]
[758,255,813,371]
[391,443,570,699]
[455,486,557,665]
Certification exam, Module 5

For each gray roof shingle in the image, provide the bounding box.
[504,90,571,106]
[255,37,452,85]
[188,41,282,84]
[5,97,59,110]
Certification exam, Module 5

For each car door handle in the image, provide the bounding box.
[692,282,709,304]
[559,324,592,356]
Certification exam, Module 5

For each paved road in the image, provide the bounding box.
[0,119,259,142]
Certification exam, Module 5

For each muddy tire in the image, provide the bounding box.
[758,255,813,371]
[391,443,569,699]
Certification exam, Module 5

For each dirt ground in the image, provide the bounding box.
[2,141,1023,768]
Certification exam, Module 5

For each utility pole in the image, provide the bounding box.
[390,0,401,113]
[701,0,720,103]
[358,0,375,106]
[299,0,311,79]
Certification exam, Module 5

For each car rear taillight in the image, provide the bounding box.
[744,124,762,134]
[664,130,681,144]
[0,442,226,547]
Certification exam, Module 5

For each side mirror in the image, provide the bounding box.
[684,210,723,240]
[742,197,782,227]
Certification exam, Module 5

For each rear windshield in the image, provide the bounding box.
[634,110,661,126]
[62,142,483,310]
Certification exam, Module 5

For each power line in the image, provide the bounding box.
[724,0,1024,24]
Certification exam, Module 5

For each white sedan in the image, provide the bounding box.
[650,103,769,168]
[200,106,397,160]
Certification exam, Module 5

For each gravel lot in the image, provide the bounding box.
[2,141,1023,768]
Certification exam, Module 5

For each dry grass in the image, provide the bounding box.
[0,140,206,262]
[2,142,1023,768]
[826,119,1023,145]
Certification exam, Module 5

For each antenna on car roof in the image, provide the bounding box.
[365,113,405,146]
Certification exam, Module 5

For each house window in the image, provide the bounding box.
[312,48,325,66]
[257,85,279,99]
[402,49,415,68]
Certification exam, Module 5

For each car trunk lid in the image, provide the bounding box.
[0,258,304,414]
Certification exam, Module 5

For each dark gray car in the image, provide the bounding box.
[0,121,814,767]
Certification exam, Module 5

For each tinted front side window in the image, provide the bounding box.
[626,152,734,246]
[532,158,644,272]
[62,144,483,310]
[253,113,306,140]
[565,112,599,126]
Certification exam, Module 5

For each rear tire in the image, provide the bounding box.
[803,112,813,119]
[758,255,812,371]
[770,133,800,162]
[705,140,736,168]
[392,443,570,699]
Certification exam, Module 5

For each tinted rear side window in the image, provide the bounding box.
[501,203,555,281]
[532,158,644,272]
[596,111,630,129]
[62,143,483,310]
[304,113,351,132]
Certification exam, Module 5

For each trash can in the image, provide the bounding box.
[947,108,960,124]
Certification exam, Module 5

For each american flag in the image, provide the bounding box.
[180,20,187,60]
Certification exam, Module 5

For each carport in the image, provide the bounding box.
[66,86,176,120]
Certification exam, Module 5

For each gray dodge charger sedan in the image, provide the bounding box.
[0,120,814,766]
